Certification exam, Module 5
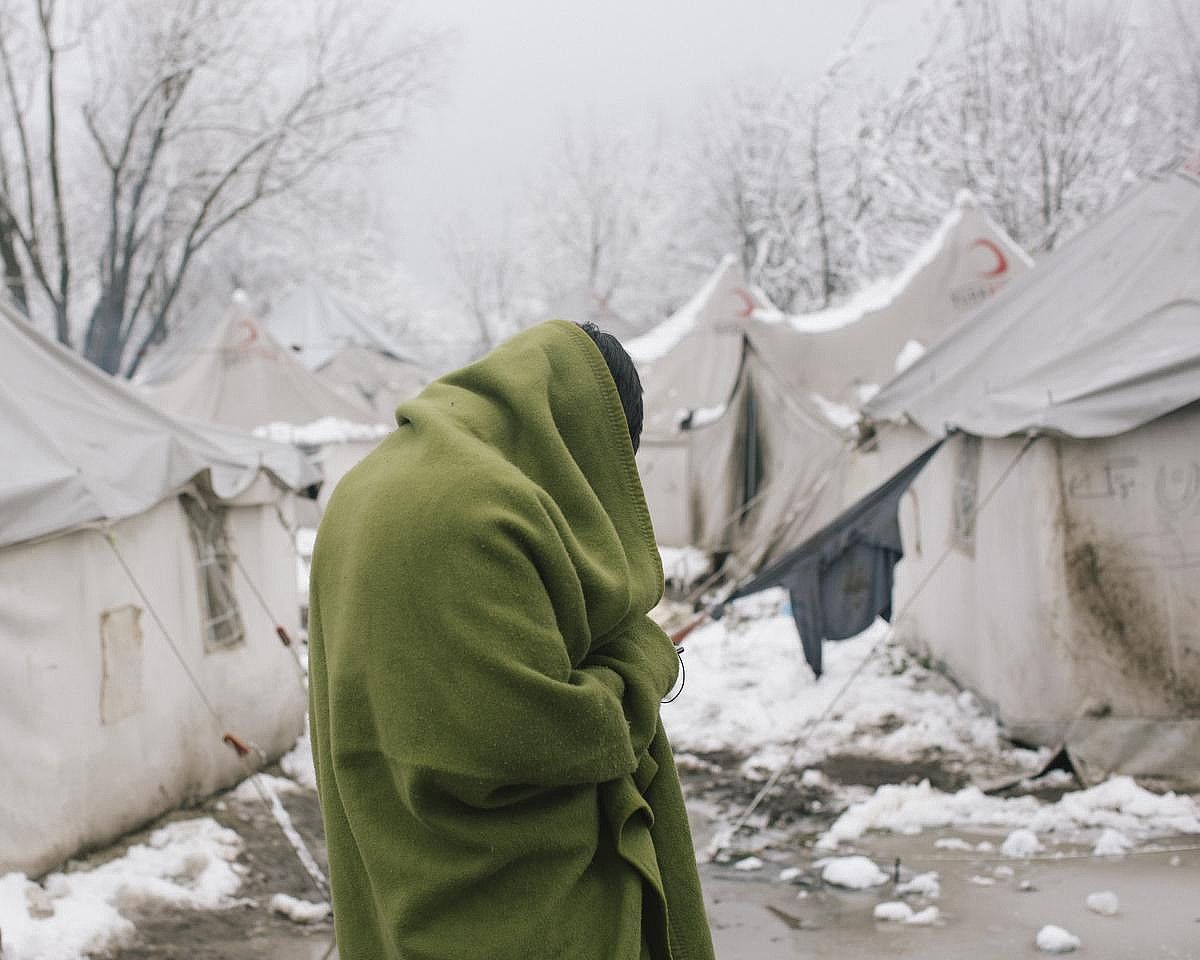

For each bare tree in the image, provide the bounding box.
[441,216,522,353]
[524,120,672,321]
[0,0,448,375]
[891,0,1177,254]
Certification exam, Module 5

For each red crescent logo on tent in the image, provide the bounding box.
[971,238,1008,278]
[234,317,260,349]
[731,287,755,318]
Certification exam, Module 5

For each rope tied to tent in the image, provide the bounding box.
[714,433,1039,851]
[102,527,330,902]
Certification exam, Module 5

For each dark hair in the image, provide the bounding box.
[578,321,643,453]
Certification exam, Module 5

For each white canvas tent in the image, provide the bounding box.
[861,157,1200,788]
[141,306,382,430]
[140,306,390,512]
[748,192,1032,409]
[631,203,1030,580]
[1,305,316,876]
[629,258,848,572]
[266,279,431,418]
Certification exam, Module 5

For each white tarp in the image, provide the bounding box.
[266,278,422,371]
[865,164,1200,439]
[0,304,318,548]
[141,308,382,431]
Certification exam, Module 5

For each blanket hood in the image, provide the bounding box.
[396,319,665,630]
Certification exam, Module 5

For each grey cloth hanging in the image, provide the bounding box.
[715,440,944,676]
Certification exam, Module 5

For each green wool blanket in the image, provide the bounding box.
[308,321,716,960]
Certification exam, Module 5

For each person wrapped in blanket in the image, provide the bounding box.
[307,320,715,960]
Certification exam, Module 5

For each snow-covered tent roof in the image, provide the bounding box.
[630,256,762,439]
[746,192,1032,409]
[266,279,421,371]
[865,160,1200,439]
[0,302,318,548]
[141,307,383,431]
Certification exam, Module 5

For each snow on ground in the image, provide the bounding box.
[281,732,318,791]
[1036,924,1081,953]
[1086,890,1119,916]
[0,819,244,960]
[816,775,1200,851]
[659,546,711,589]
[269,893,330,924]
[659,591,1041,779]
[818,856,888,889]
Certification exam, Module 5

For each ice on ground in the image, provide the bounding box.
[0,819,243,960]
[905,906,940,926]
[819,856,889,889]
[281,732,318,791]
[993,865,1015,879]
[874,901,912,921]
[816,775,1200,850]
[934,837,972,851]
[895,871,940,899]
[1001,829,1045,859]
[270,893,331,924]
[969,875,996,886]
[1093,828,1132,857]
[254,417,390,445]
[660,606,1042,780]
[778,867,802,882]
[1036,924,1081,953]
[1086,890,1119,916]
[733,856,765,872]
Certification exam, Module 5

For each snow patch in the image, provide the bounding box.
[816,775,1200,851]
[733,856,765,872]
[0,819,243,960]
[818,856,888,889]
[1092,828,1132,857]
[895,871,940,899]
[905,906,940,926]
[254,417,390,445]
[1001,828,1044,859]
[1036,924,1081,953]
[1086,890,1119,916]
[873,901,912,921]
[231,773,301,804]
[661,612,1041,782]
[270,893,331,924]
[281,733,318,792]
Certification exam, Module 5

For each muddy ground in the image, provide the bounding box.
[91,757,1200,960]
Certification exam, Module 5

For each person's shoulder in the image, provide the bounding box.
[324,428,550,547]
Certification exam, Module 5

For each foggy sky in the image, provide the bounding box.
[381,0,936,285]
